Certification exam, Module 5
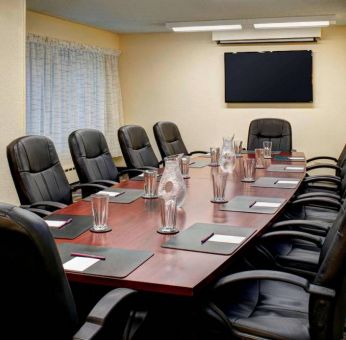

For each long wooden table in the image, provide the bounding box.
[55,153,305,297]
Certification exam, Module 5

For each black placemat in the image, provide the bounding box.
[161,223,255,255]
[220,196,286,214]
[189,159,210,168]
[45,214,93,239]
[58,243,153,278]
[130,174,161,181]
[251,177,301,189]
[84,188,144,204]
[274,155,305,162]
[267,164,305,173]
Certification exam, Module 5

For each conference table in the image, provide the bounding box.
[54,152,306,297]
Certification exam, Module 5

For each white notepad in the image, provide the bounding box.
[46,220,69,228]
[138,173,144,177]
[285,166,304,171]
[288,157,304,160]
[253,202,282,208]
[63,257,100,272]
[98,191,123,197]
[209,234,246,244]
[277,180,299,185]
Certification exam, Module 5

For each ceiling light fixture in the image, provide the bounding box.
[254,21,330,29]
[171,24,242,32]
[166,21,242,32]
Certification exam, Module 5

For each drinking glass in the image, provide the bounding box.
[263,141,272,159]
[157,197,179,234]
[209,147,220,167]
[255,148,265,169]
[142,170,158,198]
[241,158,256,182]
[211,168,228,203]
[180,156,190,179]
[234,140,243,157]
[90,194,112,233]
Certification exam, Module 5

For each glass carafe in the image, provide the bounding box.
[158,155,187,207]
[219,136,236,174]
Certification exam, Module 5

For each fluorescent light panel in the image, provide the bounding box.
[254,21,330,29]
[172,24,242,32]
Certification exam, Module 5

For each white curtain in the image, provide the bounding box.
[26,33,124,164]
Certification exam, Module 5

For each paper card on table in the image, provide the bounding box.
[285,166,304,170]
[98,191,123,197]
[288,157,305,160]
[208,234,246,244]
[277,180,299,185]
[46,220,70,228]
[253,202,282,208]
[63,257,100,272]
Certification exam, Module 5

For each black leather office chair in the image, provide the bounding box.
[7,135,104,216]
[153,121,207,160]
[247,118,292,151]
[202,210,346,340]
[69,129,141,187]
[118,125,162,169]
[0,203,145,340]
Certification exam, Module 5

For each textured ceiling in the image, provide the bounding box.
[27,0,346,33]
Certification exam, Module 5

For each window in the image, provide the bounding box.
[26,34,123,164]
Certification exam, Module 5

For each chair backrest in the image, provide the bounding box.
[7,135,72,205]
[310,206,346,339]
[0,203,78,339]
[153,121,189,160]
[247,118,292,151]
[69,129,119,183]
[118,125,159,169]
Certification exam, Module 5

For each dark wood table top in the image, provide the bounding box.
[55,152,305,296]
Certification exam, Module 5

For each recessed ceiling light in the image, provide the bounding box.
[254,21,330,29]
[171,24,242,32]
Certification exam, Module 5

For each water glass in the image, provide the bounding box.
[211,169,228,203]
[90,194,111,233]
[263,141,272,159]
[241,158,256,182]
[157,197,179,234]
[142,170,158,198]
[180,156,190,179]
[255,148,265,169]
[209,147,220,167]
[234,140,243,156]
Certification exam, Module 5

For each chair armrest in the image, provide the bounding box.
[306,156,337,163]
[188,150,208,155]
[28,201,67,210]
[21,207,52,217]
[72,183,108,192]
[306,164,340,172]
[90,180,117,186]
[73,288,139,340]
[296,192,341,201]
[290,197,342,210]
[271,220,330,234]
[303,176,341,185]
[213,270,335,298]
[261,230,324,247]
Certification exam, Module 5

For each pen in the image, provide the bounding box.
[249,201,256,208]
[201,232,214,244]
[60,218,72,228]
[70,252,106,260]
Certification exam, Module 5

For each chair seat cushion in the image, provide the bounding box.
[219,280,310,339]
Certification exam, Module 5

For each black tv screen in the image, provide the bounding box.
[225,50,313,103]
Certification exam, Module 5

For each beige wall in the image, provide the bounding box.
[27,11,120,49]
[0,0,26,204]
[119,27,346,159]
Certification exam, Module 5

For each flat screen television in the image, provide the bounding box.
[224,50,313,103]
